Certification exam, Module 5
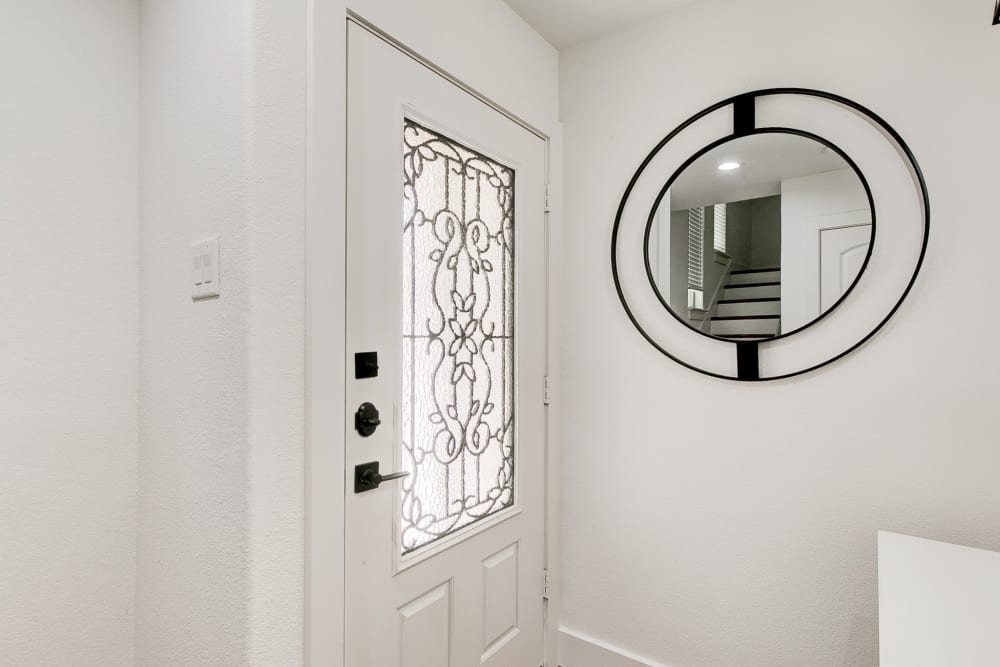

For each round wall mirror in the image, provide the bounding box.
[644,131,874,342]
[612,89,930,381]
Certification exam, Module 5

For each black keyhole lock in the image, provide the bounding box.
[354,402,381,437]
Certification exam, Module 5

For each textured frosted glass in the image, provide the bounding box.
[401,119,515,555]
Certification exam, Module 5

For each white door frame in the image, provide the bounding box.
[305,8,563,666]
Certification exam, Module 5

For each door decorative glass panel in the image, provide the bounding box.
[401,119,515,555]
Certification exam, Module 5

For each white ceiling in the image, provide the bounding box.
[669,134,853,211]
[503,0,696,48]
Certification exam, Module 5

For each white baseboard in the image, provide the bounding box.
[557,628,669,667]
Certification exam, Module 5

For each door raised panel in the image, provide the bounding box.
[482,542,520,661]
[399,582,452,667]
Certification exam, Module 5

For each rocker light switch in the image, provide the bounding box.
[192,236,220,300]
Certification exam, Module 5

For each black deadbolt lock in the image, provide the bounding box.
[354,402,381,437]
[354,351,379,379]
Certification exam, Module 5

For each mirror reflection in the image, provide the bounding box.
[648,133,873,340]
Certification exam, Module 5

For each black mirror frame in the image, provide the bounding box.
[610,88,930,382]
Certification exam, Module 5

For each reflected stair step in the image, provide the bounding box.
[717,333,775,340]
[727,268,782,285]
[729,267,781,274]
[710,315,781,336]
[717,297,781,317]
[722,282,781,300]
[723,280,780,289]
[717,297,781,304]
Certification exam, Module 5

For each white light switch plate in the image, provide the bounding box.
[192,236,220,300]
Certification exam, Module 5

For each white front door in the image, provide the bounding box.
[345,22,548,667]
[820,223,872,311]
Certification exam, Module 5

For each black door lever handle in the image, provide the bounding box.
[354,461,410,493]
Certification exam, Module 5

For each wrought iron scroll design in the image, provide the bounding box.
[401,119,515,555]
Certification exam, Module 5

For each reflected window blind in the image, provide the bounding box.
[713,203,727,253]
[687,207,704,289]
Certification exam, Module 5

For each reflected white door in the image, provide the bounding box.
[346,22,547,667]
[820,224,872,310]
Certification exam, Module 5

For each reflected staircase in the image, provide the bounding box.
[710,267,781,340]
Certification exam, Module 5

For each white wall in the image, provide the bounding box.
[244,1,308,663]
[0,1,138,664]
[559,0,1000,665]
[137,0,305,663]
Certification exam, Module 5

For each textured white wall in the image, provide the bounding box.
[244,0,307,663]
[137,1,250,661]
[0,1,138,664]
[558,0,1000,665]
[137,0,305,664]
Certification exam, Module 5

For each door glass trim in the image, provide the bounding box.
[399,113,519,556]
[394,505,522,574]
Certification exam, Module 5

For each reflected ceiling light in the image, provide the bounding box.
[717,162,741,171]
